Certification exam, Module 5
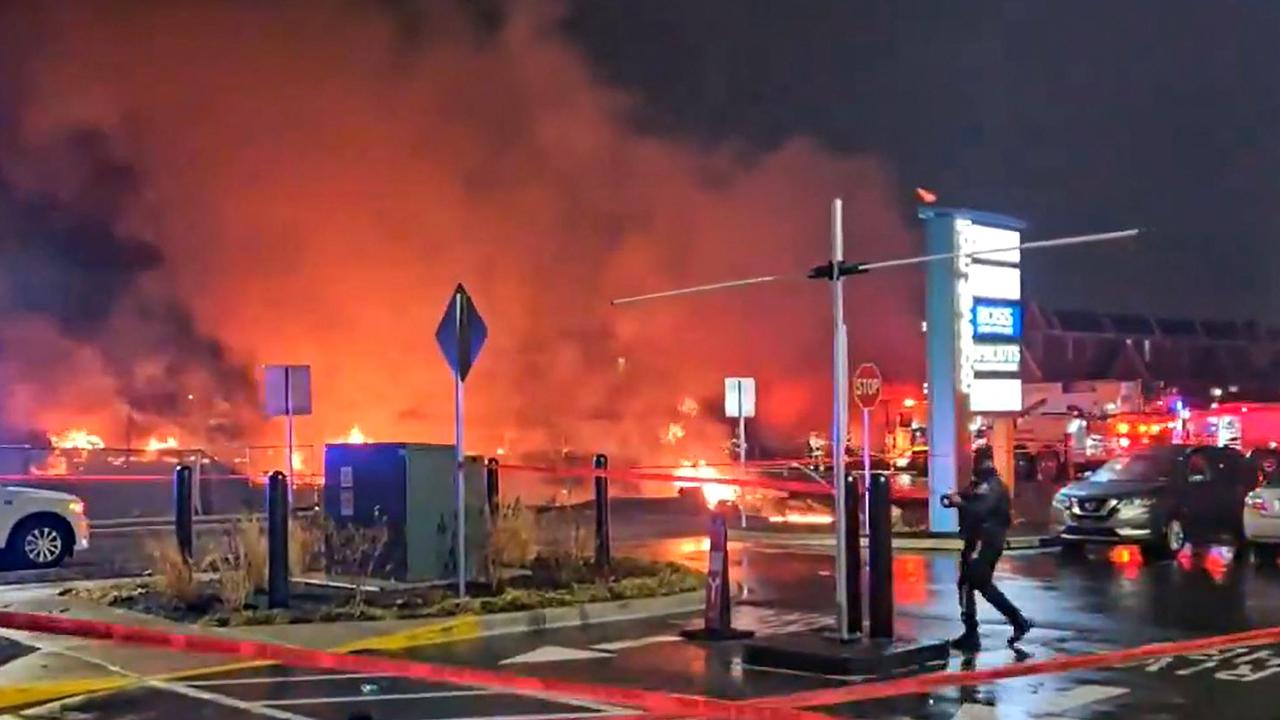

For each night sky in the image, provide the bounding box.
[566,0,1280,322]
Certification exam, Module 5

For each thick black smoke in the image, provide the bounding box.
[0,130,259,444]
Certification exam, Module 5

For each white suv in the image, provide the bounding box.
[0,485,90,569]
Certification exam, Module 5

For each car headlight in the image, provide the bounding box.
[1052,493,1071,510]
[1119,496,1156,509]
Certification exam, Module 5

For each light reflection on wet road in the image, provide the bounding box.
[35,533,1280,720]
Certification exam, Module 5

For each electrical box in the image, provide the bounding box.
[323,443,487,583]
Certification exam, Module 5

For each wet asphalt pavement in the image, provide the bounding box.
[25,538,1280,720]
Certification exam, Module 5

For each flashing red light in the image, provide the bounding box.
[915,187,938,204]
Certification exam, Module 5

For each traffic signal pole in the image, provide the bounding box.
[828,200,855,641]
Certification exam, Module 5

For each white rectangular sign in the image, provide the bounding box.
[724,377,756,418]
[971,344,1021,373]
[956,219,1023,413]
[963,263,1021,300]
[958,221,1021,264]
[262,364,313,417]
[969,378,1024,413]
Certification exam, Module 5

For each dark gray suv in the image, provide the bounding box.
[1049,445,1254,557]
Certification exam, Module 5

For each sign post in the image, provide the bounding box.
[852,362,882,638]
[724,377,756,467]
[263,364,313,498]
[435,284,488,599]
[853,361,883,515]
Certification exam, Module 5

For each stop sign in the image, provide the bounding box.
[852,363,883,409]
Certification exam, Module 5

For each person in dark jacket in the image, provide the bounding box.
[944,447,1032,651]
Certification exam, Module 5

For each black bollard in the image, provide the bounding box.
[844,469,863,638]
[173,465,194,563]
[867,472,894,639]
[593,453,611,569]
[485,457,500,519]
[267,470,290,609]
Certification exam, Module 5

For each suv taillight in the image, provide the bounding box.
[1247,492,1268,511]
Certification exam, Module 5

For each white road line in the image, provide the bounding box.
[261,690,490,705]
[1038,684,1129,713]
[186,672,391,686]
[590,635,680,651]
[948,684,1129,719]
[39,647,313,720]
[413,713,624,720]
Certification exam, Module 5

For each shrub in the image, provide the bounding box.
[290,512,326,574]
[198,514,268,611]
[324,516,390,607]
[487,500,535,585]
[143,537,200,608]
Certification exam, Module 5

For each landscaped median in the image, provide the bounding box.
[61,554,703,627]
[0,509,706,712]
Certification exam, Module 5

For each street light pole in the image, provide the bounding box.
[829,199,853,641]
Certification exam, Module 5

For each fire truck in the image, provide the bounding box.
[1184,403,1280,452]
[881,381,1178,483]
[1013,381,1177,481]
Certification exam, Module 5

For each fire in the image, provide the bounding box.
[145,435,180,451]
[335,424,372,444]
[767,511,834,525]
[674,460,740,509]
[48,428,105,450]
[678,396,700,417]
[662,422,686,445]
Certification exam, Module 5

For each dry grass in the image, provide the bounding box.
[486,500,536,587]
[290,513,326,574]
[536,502,593,561]
[196,514,269,611]
[489,500,536,568]
[233,515,268,590]
[325,517,390,607]
[143,537,200,608]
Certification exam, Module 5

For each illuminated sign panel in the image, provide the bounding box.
[956,220,1022,413]
[973,299,1022,340]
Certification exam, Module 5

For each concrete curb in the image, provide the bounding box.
[0,590,702,713]
[729,530,1055,552]
[335,591,702,652]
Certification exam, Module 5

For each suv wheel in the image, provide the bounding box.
[9,517,72,569]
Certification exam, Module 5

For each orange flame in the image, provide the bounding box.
[674,459,740,508]
[145,435,180,451]
[767,511,834,525]
[662,422,686,445]
[677,396,700,417]
[48,428,105,450]
[335,425,372,444]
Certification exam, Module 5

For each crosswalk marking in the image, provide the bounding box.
[591,635,680,651]
[949,684,1128,719]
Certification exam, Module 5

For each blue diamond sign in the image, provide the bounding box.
[436,284,487,382]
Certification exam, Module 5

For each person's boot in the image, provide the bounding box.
[950,627,981,653]
[1008,616,1033,647]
